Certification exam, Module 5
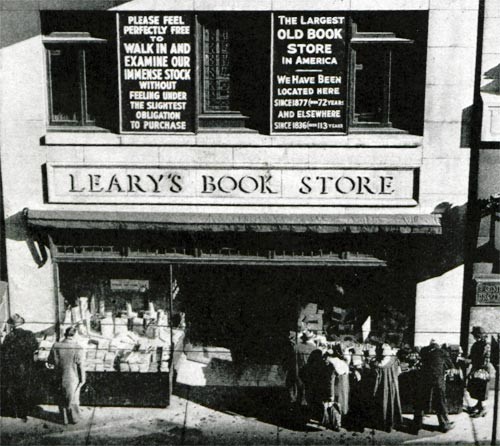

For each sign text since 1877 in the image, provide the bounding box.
[272,13,347,134]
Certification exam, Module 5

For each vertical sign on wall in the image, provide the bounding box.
[118,13,194,133]
[271,13,347,134]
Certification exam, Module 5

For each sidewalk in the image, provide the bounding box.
[1,390,497,445]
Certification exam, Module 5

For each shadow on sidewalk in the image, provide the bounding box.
[29,406,63,425]
[174,383,320,432]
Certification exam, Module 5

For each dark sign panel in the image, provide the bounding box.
[476,278,500,305]
[272,13,347,133]
[118,12,194,133]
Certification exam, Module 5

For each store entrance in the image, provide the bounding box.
[178,264,415,375]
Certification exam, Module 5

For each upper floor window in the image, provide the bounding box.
[43,11,426,136]
[349,24,413,130]
[197,14,270,131]
[45,33,106,126]
[42,12,117,130]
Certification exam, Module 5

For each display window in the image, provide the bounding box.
[41,263,185,376]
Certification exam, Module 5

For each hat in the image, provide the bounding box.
[471,326,486,336]
[429,338,439,348]
[65,326,77,338]
[7,313,25,327]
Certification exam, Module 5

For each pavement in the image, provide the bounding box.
[1,355,498,445]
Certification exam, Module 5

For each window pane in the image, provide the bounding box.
[354,47,386,123]
[83,48,103,125]
[203,24,231,112]
[84,47,116,128]
[49,47,81,123]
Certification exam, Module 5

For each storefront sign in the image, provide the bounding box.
[47,164,417,206]
[118,12,194,133]
[271,13,347,134]
[475,275,500,305]
[110,279,149,292]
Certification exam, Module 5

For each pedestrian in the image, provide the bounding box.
[284,330,318,425]
[1,313,39,421]
[300,348,328,426]
[413,340,454,433]
[371,343,403,432]
[48,326,86,425]
[465,326,491,417]
[322,344,350,431]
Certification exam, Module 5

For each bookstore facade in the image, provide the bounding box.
[2,0,498,395]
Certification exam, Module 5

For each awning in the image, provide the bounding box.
[25,209,442,235]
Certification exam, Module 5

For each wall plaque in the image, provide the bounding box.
[271,13,347,134]
[47,163,417,206]
[475,274,500,305]
[118,12,194,133]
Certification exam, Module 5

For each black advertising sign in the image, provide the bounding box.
[118,12,194,133]
[272,13,347,133]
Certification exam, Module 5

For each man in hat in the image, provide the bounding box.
[48,326,86,425]
[413,339,454,433]
[1,313,39,420]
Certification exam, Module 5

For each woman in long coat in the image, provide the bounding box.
[371,344,403,432]
[467,326,491,417]
[323,345,350,431]
[48,326,86,424]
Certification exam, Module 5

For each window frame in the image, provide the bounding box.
[348,23,413,131]
[44,32,107,128]
[196,13,258,131]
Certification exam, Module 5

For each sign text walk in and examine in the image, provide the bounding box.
[118,13,194,132]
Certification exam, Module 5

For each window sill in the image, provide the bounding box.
[44,129,423,148]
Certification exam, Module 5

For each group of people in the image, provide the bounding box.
[1,314,86,424]
[284,325,493,434]
[0,313,494,433]
[285,330,404,432]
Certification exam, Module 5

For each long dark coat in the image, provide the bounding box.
[468,339,491,401]
[415,344,453,415]
[1,328,39,415]
[372,356,403,431]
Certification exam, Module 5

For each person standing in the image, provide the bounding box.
[1,314,39,421]
[284,330,318,425]
[413,340,454,433]
[466,326,491,417]
[371,344,403,432]
[322,344,350,431]
[48,326,86,425]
